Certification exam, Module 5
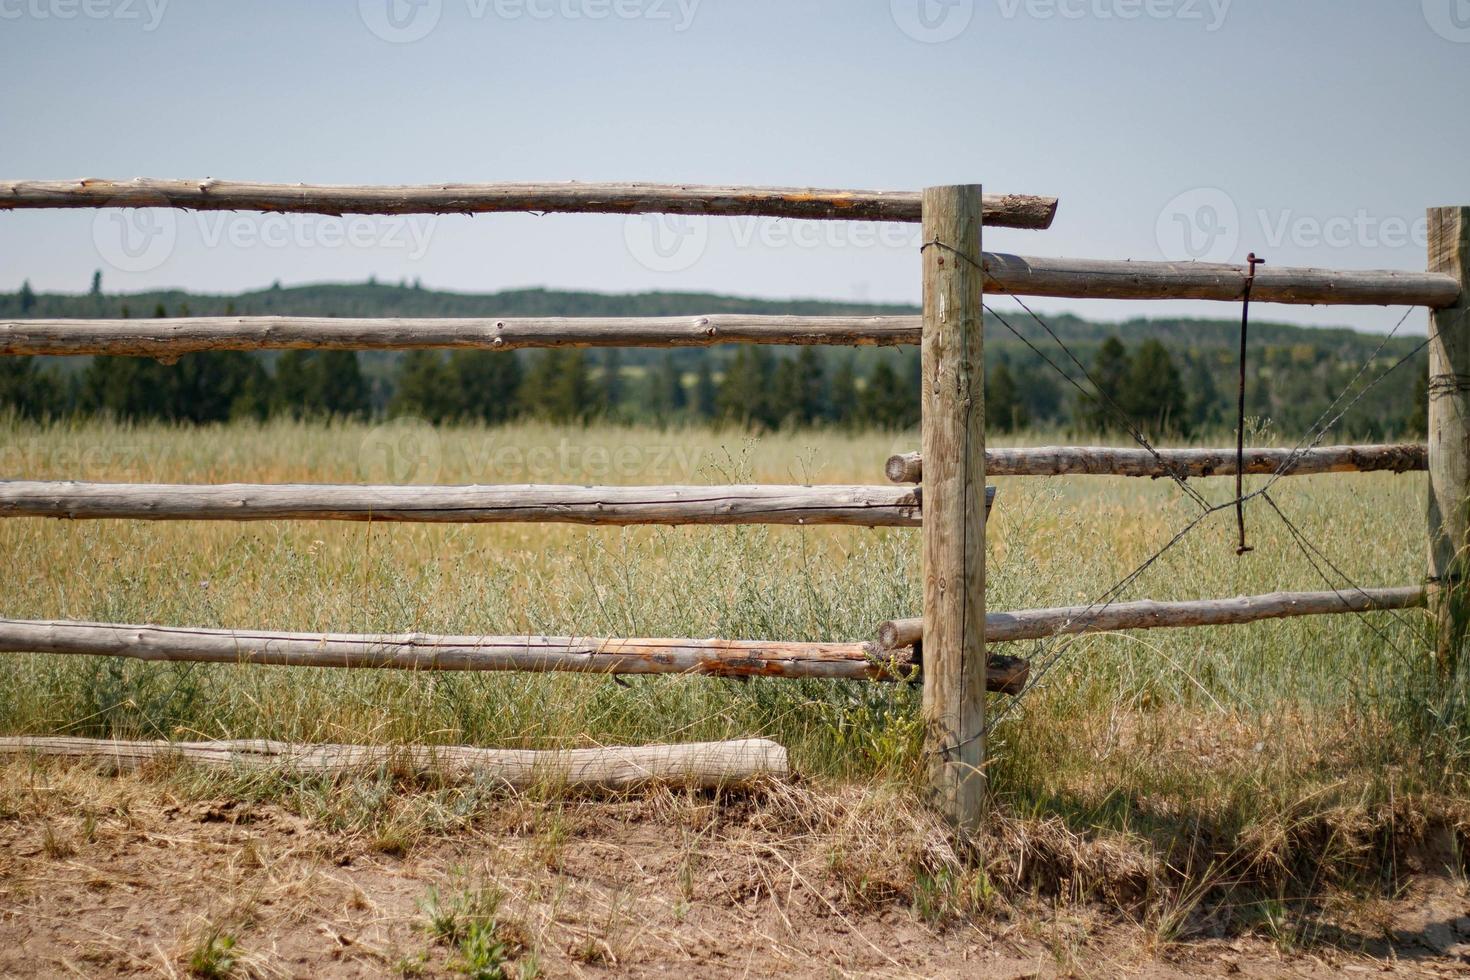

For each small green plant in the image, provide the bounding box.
[1243,897,1295,951]
[912,866,999,924]
[187,928,238,979]
[421,875,527,978]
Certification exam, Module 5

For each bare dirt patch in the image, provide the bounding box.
[1,762,1467,978]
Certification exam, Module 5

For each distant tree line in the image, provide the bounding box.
[0,280,1428,438]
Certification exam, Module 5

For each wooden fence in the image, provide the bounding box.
[1,181,1465,823]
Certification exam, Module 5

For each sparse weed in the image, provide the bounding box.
[422,873,529,978]
[187,928,238,979]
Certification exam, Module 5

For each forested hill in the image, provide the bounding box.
[1,280,1428,439]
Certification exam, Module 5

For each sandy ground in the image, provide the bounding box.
[1,767,1468,978]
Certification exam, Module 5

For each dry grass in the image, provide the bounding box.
[1,415,1468,965]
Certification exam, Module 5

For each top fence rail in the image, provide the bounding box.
[0,179,1060,229]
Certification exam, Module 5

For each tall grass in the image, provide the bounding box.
[1,417,1465,871]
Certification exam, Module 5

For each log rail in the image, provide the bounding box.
[0,481,965,528]
[2,178,1459,800]
[0,178,1059,229]
[876,586,1425,650]
[884,444,1428,483]
[0,618,1030,692]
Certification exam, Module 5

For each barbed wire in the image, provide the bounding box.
[976,285,1431,734]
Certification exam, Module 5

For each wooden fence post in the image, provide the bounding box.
[1428,207,1470,669]
[921,185,988,831]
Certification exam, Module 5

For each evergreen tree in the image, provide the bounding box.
[829,354,858,428]
[1014,359,1062,428]
[717,346,776,428]
[1184,351,1223,434]
[90,270,102,297]
[316,351,370,419]
[859,360,913,429]
[390,351,458,422]
[986,360,1024,433]
[272,350,318,418]
[692,358,717,421]
[519,350,591,423]
[598,349,623,419]
[771,357,803,427]
[1123,339,1188,436]
[451,350,523,424]
[0,356,58,419]
[1407,372,1429,436]
[794,347,828,424]
[80,355,170,420]
[19,280,36,314]
[652,353,686,418]
[1078,337,1131,433]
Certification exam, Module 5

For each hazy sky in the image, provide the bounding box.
[1,0,1466,333]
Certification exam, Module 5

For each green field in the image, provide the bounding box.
[1,417,1464,917]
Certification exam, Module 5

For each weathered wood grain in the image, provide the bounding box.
[0,482,927,527]
[0,618,1029,690]
[921,184,988,831]
[1427,206,1470,668]
[875,586,1425,650]
[0,736,789,789]
[982,252,1460,308]
[885,444,1428,483]
[0,314,920,356]
[0,178,1059,229]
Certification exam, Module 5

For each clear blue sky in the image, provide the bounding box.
[1,0,1466,333]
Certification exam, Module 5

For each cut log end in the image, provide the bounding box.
[885,452,923,484]
[984,654,1031,697]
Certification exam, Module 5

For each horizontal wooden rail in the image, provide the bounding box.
[982,253,1460,308]
[885,444,1428,483]
[0,618,1030,692]
[0,179,1059,229]
[0,314,920,356]
[0,481,980,527]
[0,736,789,789]
[876,586,1425,649]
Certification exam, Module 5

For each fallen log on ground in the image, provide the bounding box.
[0,736,788,790]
